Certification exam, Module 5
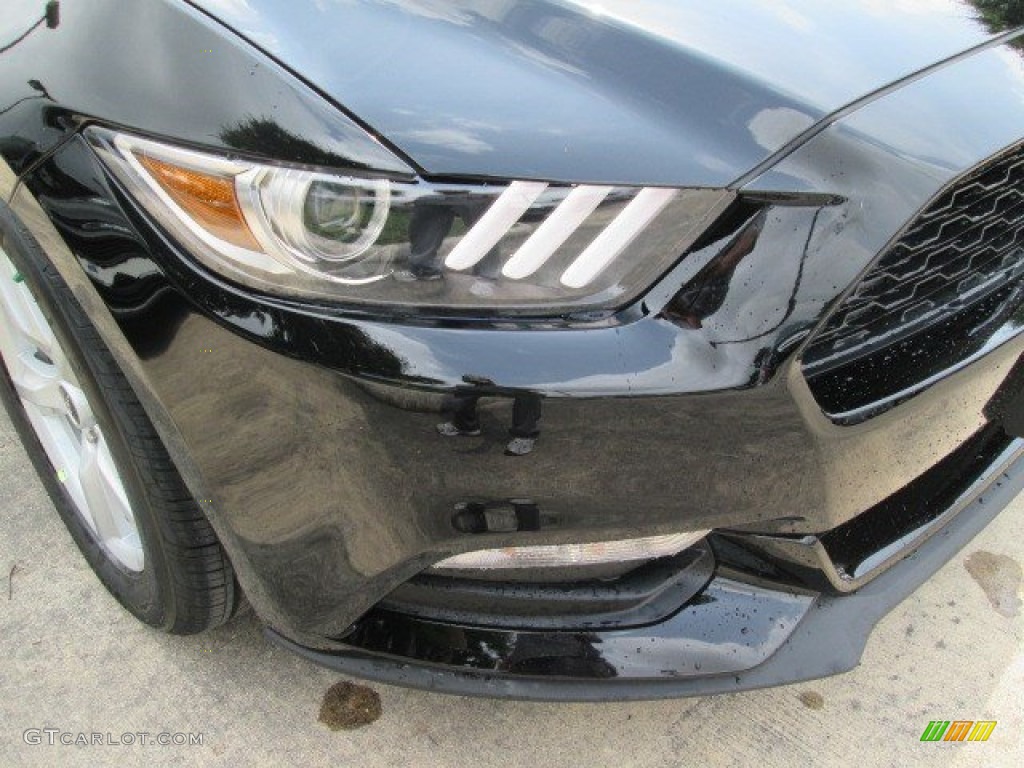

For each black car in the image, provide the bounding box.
[1,0,1023,701]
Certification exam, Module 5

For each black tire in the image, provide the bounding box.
[0,208,238,634]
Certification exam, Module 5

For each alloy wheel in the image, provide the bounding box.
[0,247,143,571]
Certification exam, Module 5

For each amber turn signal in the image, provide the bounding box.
[135,153,261,251]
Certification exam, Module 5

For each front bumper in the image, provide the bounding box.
[5,38,1024,697]
[267,438,1024,701]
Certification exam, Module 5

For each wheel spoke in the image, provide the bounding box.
[78,432,132,543]
[79,429,142,574]
[9,353,64,412]
[0,309,25,369]
[0,267,56,357]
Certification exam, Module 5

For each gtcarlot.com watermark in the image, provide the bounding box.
[24,729,204,747]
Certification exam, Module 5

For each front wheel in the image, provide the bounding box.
[0,216,238,633]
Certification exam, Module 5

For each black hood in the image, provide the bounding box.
[193,0,1005,186]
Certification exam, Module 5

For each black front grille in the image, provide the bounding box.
[802,143,1024,420]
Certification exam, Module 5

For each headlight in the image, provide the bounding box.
[88,128,733,314]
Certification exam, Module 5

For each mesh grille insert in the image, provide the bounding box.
[802,143,1024,420]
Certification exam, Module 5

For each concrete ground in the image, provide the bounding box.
[0,404,1021,768]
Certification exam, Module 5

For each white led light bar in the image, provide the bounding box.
[432,531,709,571]
[446,181,679,288]
[560,187,678,289]
[444,181,549,270]
[502,185,614,280]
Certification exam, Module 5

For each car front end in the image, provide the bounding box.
[2,0,1024,700]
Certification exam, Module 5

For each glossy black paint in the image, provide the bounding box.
[2,0,1014,187]
[266,450,1024,700]
[0,0,412,178]
[3,0,1024,694]
[723,424,1020,593]
[10,71,1024,642]
[188,0,1003,185]
[344,573,814,680]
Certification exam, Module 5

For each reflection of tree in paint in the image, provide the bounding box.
[969,0,1024,33]
[220,116,359,169]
